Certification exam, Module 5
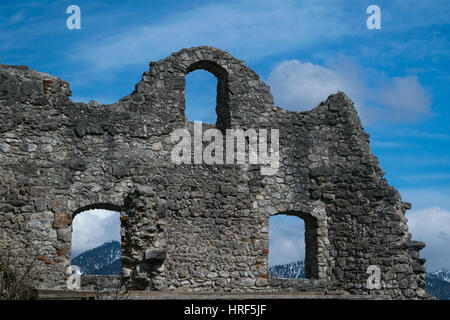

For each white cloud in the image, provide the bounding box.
[366,76,432,122]
[266,58,432,124]
[269,215,305,266]
[267,59,365,110]
[378,76,431,113]
[407,206,450,272]
[71,209,120,258]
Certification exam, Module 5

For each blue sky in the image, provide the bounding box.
[1,0,449,271]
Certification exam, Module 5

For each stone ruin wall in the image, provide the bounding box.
[0,46,427,299]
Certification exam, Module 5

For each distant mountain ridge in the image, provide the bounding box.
[269,260,305,279]
[72,243,449,300]
[425,268,450,300]
[71,240,121,275]
[269,259,449,300]
[428,268,450,282]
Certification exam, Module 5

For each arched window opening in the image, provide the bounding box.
[269,213,319,279]
[185,61,230,131]
[71,208,121,275]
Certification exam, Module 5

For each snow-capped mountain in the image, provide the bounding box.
[425,268,450,300]
[71,240,121,275]
[269,260,305,279]
[428,268,450,282]
[269,259,449,300]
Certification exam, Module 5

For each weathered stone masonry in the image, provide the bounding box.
[0,46,427,298]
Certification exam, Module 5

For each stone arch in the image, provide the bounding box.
[255,156,333,285]
[72,203,122,220]
[140,46,275,132]
[270,211,319,279]
[69,202,123,270]
[269,203,331,279]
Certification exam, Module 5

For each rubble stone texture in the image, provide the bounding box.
[0,46,427,299]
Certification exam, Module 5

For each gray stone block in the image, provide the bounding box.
[145,248,166,261]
